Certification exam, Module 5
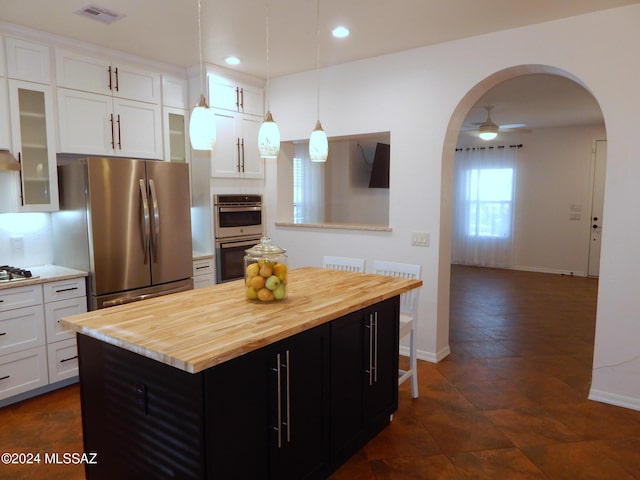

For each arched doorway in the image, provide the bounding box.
[438,64,606,360]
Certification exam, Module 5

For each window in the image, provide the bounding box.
[467,167,514,238]
[452,146,519,268]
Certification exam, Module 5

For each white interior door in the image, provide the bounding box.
[588,140,607,277]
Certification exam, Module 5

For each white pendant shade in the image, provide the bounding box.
[309,120,328,162]
[258,111,280,158]
[190,94,216,150]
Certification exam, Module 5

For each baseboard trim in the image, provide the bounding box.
[588,389,640,411]
[401,346,450,364]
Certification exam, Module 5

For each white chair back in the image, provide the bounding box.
[323,256,366,273]
[373,260,421,315]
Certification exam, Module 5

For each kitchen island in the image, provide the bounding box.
[61,267,422,479]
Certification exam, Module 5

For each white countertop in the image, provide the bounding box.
[0,264,87,290]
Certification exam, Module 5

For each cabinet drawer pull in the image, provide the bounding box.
[0,299,4,303]
[0,375,9,381]
[55,287,78,294]
[195,265,210,271]
[0,332,6,336]
[60,355,78,364]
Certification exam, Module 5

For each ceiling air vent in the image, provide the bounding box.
[74,4,126,24]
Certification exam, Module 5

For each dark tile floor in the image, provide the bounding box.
[2,265,640,479]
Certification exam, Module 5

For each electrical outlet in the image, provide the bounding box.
[10,235,25,257]
[411,232,430,247]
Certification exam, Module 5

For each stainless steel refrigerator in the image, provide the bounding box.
[53,157,193,309]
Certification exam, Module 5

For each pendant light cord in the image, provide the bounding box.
[197,0,204,95]
[316,0,320,122]
[265,0,271,112]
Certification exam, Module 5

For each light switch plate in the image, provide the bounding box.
[411,232,430,247]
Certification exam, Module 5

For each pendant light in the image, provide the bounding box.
[309,0,328,162]
[189,0,216,150]
[258,0,280,158]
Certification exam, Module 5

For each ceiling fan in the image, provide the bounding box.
[462,106,530,140]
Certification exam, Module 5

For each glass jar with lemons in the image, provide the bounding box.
[244,237,288,302]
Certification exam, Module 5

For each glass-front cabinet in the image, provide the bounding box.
[163,107,189,163]
[8,79,58,211]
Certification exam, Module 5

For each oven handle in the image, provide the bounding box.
[217,206,262,213]
[218,238,261,249]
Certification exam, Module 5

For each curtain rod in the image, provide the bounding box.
[456,144,523,152]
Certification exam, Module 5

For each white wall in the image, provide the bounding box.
[0,213,53,267]
[267,5,640,409]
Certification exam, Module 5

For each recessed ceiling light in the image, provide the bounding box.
[225,56,241,66]
[332,26,350,38]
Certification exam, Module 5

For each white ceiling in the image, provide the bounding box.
[2,0,639,79]
[2,0,620,129]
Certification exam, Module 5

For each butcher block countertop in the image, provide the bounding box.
[60,267,422,374]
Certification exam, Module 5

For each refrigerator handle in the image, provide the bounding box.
[139,179,151,264]
[148,179,160,263]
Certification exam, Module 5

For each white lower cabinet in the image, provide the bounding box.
[193,257,215,288]
[0,346,49,400]
[46,338,78,383]
[0,276,87,403]
[43,278,86,383]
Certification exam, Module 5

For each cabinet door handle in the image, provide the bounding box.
[17,152,24,205]
[110,114,115,148]
[373,311,378,383]
[117,114,122,149]
[0,375,9,381]
[283,349,291,444]
[273,353,283,448]
[235,87,240,109]
[366,314,373,386]
[108,66,112,91]
[240,87,244,109]
[236,138,241,172]
[114,67,119,92]
[241,138,245,172]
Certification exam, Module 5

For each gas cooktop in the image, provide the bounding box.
[0,265,39,283]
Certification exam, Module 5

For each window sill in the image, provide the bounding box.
[275,222,392,233]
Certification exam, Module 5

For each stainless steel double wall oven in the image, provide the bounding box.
[214,194,263,282]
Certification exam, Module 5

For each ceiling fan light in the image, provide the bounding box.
[309,120,328,162]
[478,123,499,141]
[190,94,217,150]
[258,111,281,158]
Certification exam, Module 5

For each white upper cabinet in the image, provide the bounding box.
[57,88,162,159]
[0,36,6,76]
[209,74,263,117]
[55,48,161,104]
[162,74,189,109]
[211,110,263,178]
[5,37,51,84]
[55,48,163,159]
[0,78,10,151]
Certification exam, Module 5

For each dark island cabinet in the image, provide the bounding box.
[205,323,331,480]
[77,296,398,479]
[330,297,399,465]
